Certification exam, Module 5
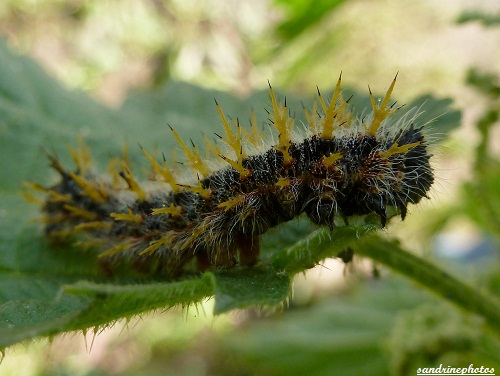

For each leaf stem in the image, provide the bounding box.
[354,236,500,333]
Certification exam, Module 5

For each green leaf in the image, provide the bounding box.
[63,274,214,330]
[272,225,379,275]
[211,268,291,314]
[0,295,92,348]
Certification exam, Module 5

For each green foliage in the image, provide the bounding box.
[215,279,500,376]
[2,36,500,375]
[456,11,500,27]
[425,68,500,250]
[273,0,347,42]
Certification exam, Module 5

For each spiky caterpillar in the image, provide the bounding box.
[28,75,433,276]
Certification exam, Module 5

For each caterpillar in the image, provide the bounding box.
[27,74,434,277]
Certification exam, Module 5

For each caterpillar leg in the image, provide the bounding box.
[237,235,260,267]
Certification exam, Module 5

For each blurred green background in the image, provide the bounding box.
[1,0,500,375]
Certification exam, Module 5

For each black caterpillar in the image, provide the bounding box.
[28,75,433,276]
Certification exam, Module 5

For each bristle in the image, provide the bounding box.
[177,176,211,199]
[380,141,421,158]
[219,154,251,179]
[321,153,343,168]
[366,73,399,136]
[217,194,245,212]
[68,137,92,173]
[214,111,251,178]
[118,165,146,201]
[318,73,347,139]
[63,204,98,220]
[23,182,47,192]
[69,172,108,202]
[21,190,43,205]
[140,235,174,255]
[203,135,222,160]
[75,239,106,251]
[110,208,143,224]
[141,146,179,192]
[179,224,207,251]
[74,221,113,231]
[275,177,291,189]
[241,110,262,148]
[216,101,244,157]
[99,242,132,257]
[169,125,210,176]
[269,83,294,165]
[151,203,183,217]
[46,190,72,203]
